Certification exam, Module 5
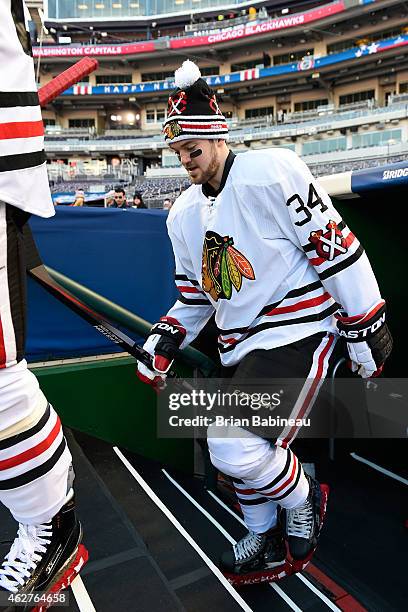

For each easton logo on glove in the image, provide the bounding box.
[153,322,183,335]
[337,310,386,340]
[150,317,186,373]
[336,301,393,377]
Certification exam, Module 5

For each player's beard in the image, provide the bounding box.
[187,145,219,185]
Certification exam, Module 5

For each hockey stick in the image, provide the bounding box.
[38,57,99,106]
[24,226,187,386]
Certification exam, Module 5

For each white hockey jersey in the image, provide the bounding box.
[166,148,381,366]
[0,1,54,368]
[0,0,54,219]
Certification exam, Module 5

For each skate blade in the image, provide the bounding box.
[289,483,330,573]
[223,560,291,587]
[31,544,89,612]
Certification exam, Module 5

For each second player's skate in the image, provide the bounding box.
[0,493,88,612]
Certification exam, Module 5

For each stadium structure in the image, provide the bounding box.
[0,2,404,611]
[25,0,408,204]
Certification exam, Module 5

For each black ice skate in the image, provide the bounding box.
[220,525,288,586]
[285,474,329,569]
[0,493,88,612]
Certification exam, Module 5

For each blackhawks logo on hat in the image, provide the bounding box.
[164,121,183,141]
[202,231,255,301]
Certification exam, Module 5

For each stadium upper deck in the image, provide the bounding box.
[30,0,408,171]
[44,0,331,26]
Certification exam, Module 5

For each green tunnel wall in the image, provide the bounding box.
[334,191,404,377]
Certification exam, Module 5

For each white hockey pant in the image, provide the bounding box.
[207,425,308,534]
[0,361,73,525]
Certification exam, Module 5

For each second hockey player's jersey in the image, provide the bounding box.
[0,0,54,369]
[166,148,381,366]
[0,0,54,219]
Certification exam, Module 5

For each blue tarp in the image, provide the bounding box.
[27,207,177,362]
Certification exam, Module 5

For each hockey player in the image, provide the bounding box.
[137,61,392,584]
[0,2,87,607]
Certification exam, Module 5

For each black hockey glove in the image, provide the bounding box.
[137,317,186,389]
[336,300,393,378]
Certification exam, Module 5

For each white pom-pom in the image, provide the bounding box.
[174,60,201,89]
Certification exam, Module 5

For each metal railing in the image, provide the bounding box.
[44,103,408,155]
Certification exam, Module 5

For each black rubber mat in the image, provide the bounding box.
[76,431,338,611]
[2,430,405,611]
[78,432,407,612]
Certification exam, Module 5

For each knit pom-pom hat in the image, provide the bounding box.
[163,60,228,144]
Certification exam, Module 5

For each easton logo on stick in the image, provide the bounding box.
[202,231,255,301]
[308,220,348,261]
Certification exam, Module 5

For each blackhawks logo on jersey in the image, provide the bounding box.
[202,231,255,301]
[308,220,348,261]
